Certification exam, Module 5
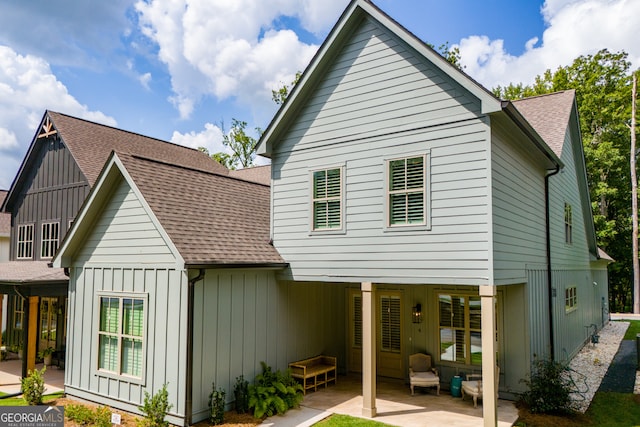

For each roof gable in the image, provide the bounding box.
[257,0,501,157]
[55,152,284,268]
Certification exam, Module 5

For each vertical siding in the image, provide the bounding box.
[65,266,188,424]
[526,267,551,361]
[491,120,548,283]
[10,136,88,260]
[75,178,176,265]
[191,274,348,423]
[271,16,491,284]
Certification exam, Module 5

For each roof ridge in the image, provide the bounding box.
[124,153,270,187]
[513,89,574,103]
[47,110,204,154]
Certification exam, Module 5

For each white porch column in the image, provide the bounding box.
[361,281,377,418]
[480,285,498,427]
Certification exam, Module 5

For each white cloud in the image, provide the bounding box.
[456,0,640,90]
[0,46,116,189]
[135,0,345,119]
[170,123,225,155]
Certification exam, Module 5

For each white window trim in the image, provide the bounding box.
[308,163,346,235]
[384,151,431,231]
[16,224,34,260]
[40,221,60,259]
[95,291,148,385]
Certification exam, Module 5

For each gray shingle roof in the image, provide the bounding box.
[0,261,68,284]
[229,165,271,186]
[48,111,228,186]
[117,153,284,266]
[512,90,576,157]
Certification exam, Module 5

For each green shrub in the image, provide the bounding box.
[65,404,112,427]
[520,359,574,414]
[208,383,226,425]
[234,375,249,414]
[248,362,303,418]
[138,383,173,427]
[21,366,46,405]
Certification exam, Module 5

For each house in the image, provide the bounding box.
[255,0,609,424]
[50,0,609,426]
[53,152,289,425]
[0,110,227,377]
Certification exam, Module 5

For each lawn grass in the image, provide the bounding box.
[621,319,640,340]
[314,414,394,426]
[586,392,640,426]
[0,391,64,406]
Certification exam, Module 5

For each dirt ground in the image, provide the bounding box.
[514,402,593,427]
[50,397,262,427]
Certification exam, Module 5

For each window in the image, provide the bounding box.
[387,154,429,227]
[439,294,482,365]
[98,294,146,379]
[311,167,343,230]
[41,222,60,259]
[14,297,24,330]
[564,203,572,244]
[565,286,577,312]
[16,224,34,259]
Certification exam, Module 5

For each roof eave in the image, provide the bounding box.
[185,262,289,270]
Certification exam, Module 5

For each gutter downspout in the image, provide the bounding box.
[545,166,561,361]
[185,269,205,426]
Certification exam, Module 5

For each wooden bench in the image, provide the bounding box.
[289,355,337,394]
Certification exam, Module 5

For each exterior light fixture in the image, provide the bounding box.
[412,303,423,324]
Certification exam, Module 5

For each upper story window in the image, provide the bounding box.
[16,224,34,259]
[41,222,60,259]
[311,166,343,231]
[387,153,430,228]
[564,203,573,244]
[98,293,146,381]
[565,286,577,312]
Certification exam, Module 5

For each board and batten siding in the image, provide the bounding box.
[74,177,176,265]
[490,118,548,284]
[11,136,88,260]
[65,266,188,425]
[271,15,492,284]
[191,275,348,423]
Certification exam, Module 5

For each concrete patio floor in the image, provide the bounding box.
[0,359,64,396]
[263,374,518,427]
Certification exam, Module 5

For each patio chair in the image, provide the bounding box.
[461,366,500,408]
[409,353,440,395]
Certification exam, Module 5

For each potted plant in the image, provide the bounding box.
[37,347,55,366]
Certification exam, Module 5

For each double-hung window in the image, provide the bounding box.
[16,224,34,259]
[41,222,60,259]
[564,203,572,244]
[311,166,343,231]
[438,294,482,365]
[387,154,430,228]
[565,286,577,312]
[98,293,146,380]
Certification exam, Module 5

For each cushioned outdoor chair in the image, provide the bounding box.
[461,366,500,408]
[409,353,440,395]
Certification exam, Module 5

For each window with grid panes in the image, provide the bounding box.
[16,224,34,259]
[312,167,342,230]
[41,222,59,259]
[564,203,572,244]
[98,295,145,378]
[438,294,482,365]
[388,155,427,226]
[565,286,577,312]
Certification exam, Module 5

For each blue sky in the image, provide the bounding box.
[0,0,638,190]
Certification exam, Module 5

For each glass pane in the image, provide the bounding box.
[452,296,465,328]
[40,300,49,340]
[123,299,144,337]
[389,160,405,191]
[440,328,454,361]
[121,337,143,377]
[439,295,452,327]
[326,168,341,197]
[405,157,424,189]
[470,331,482,365]
[314,201,328,229]
[99,335,118,372]
[407,192,424,223]
[389,194,407,224]
[327,200,341,228]
[469,296,481,329]
[100,297,119,333]
[313,171,326,198]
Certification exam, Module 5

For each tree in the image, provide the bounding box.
[272,72,302,106]
[495,49,634,311]
[631,72,638,313]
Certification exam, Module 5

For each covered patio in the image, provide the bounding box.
[263,374,519,427]
[0,359,64,395]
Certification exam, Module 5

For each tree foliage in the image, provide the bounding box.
[272,72,302,106]
[495,49,634,311]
